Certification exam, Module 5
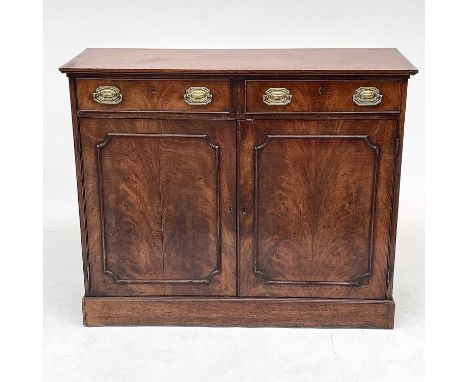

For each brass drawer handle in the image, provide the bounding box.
[353,87,383,106]
[263,88,292,106]
[93,86,123,105]
[184,87,212,105]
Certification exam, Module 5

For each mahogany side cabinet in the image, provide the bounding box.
[60,48,417,328]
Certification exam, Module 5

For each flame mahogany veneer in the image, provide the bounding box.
[60,48,417,328]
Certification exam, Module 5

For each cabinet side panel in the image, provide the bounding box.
[386,79,408,298]
[68,78,91,294]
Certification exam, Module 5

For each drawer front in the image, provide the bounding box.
[76,79,230,112]
[246,80,401,113]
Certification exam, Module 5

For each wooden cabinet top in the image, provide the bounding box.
[60,48,417,76]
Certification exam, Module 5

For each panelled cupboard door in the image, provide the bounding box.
[239,119,398,298]
[80,118,236,296]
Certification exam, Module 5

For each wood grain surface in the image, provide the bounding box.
[61,50,417,327]
[80,118,236,296]
[60,48,417,75]
[83,297,395,328]
[76,79,230,112]
[255,136,377,284]
[239,119,398,298]
[246,80,401,112]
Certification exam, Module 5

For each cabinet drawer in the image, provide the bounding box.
[76,79,230,112]
[246,80,401,113]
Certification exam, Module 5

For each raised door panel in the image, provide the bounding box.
[80,118,236,296]
[239,119,398,298]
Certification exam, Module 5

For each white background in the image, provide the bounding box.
[43,1,424,381]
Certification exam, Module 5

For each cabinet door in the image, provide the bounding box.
[239,119,398,298]
[80,118,236,296]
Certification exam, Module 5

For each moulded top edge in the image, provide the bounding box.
[59,48,418,76]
